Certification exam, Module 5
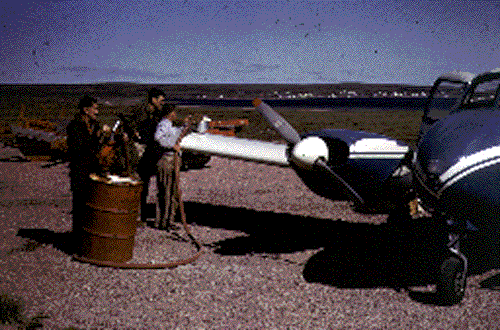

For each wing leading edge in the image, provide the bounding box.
[179,132,289,167]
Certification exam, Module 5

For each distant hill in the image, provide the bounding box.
[0,82,432,102]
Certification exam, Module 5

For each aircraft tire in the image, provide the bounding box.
[436,255,466,305]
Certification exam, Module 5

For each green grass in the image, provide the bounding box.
[175,105,424,147]
[0,102,424,150]
[0,292,48,329]
[0,293,24,325]
[0,83,425,149]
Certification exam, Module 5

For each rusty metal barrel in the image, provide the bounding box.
[78,175,142,263]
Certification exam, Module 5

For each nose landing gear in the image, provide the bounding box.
[436,233,468,305]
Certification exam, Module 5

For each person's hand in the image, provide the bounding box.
[184,115,192,125]
[98,124,112,139]
[173,144,181,153]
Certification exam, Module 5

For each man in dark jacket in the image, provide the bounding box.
[133,88,168,223]
[66,95,102,233]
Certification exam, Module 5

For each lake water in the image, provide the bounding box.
[171,97,427,111]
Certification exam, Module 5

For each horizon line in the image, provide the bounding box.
[0,81,431,87]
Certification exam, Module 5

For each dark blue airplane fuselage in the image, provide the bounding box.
[415,108,500,268]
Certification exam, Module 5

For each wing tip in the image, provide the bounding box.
[252,98,262,107]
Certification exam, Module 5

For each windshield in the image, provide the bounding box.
[461,78,500,109]
[425,80,468,120]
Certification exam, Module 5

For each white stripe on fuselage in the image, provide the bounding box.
[438,145,500,193]
[349,153,406,159]
[439,156,500,194]
[440,145,500,183]
[349,138,408,159]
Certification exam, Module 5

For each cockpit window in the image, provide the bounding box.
[425,81,467,120]
[462,79,500,109]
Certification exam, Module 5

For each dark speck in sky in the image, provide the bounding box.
[212,5,228,20]
[374,50,378,54]
[32,49,36,56]
[304,33,309,38]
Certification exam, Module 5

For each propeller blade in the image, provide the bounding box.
[315,158,365,206]
[252,99,362,204]
[252,99,301,145]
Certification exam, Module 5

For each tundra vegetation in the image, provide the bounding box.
[0,83,424,148]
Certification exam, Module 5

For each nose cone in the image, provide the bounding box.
[290,136,328,169]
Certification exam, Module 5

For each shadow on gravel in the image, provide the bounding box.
[182,202,499,297]
[14,201,498,303]
[480,272,500,290]
[301,218,499,304]
[301,218,448,290]
[15,228,76,255]
[0,157,29,162]
[182,201,340,254]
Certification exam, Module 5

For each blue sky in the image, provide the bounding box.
[1,0,500,85]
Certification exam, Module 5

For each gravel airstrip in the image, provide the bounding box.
[0,142,499,329]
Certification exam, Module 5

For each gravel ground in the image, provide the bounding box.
[1,143,500,329]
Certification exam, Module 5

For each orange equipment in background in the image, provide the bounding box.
[206,119,249,137]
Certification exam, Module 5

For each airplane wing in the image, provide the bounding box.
[179,132,289,167]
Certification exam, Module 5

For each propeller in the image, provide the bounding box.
[315,158,365,205]
[252,98,301,144]
[252,98,365,206]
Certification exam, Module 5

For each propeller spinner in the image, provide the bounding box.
[253,98,327,167]
[252,98,364,205]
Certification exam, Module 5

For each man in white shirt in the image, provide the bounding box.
[154,108,191,230]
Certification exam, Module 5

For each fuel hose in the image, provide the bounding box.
[73,119,205,269]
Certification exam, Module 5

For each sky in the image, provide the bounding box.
[1,0,500,85]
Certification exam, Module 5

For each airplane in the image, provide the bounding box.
[178,68,500,305]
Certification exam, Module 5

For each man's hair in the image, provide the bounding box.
[148,87,166,104]
[78,95,98,112]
